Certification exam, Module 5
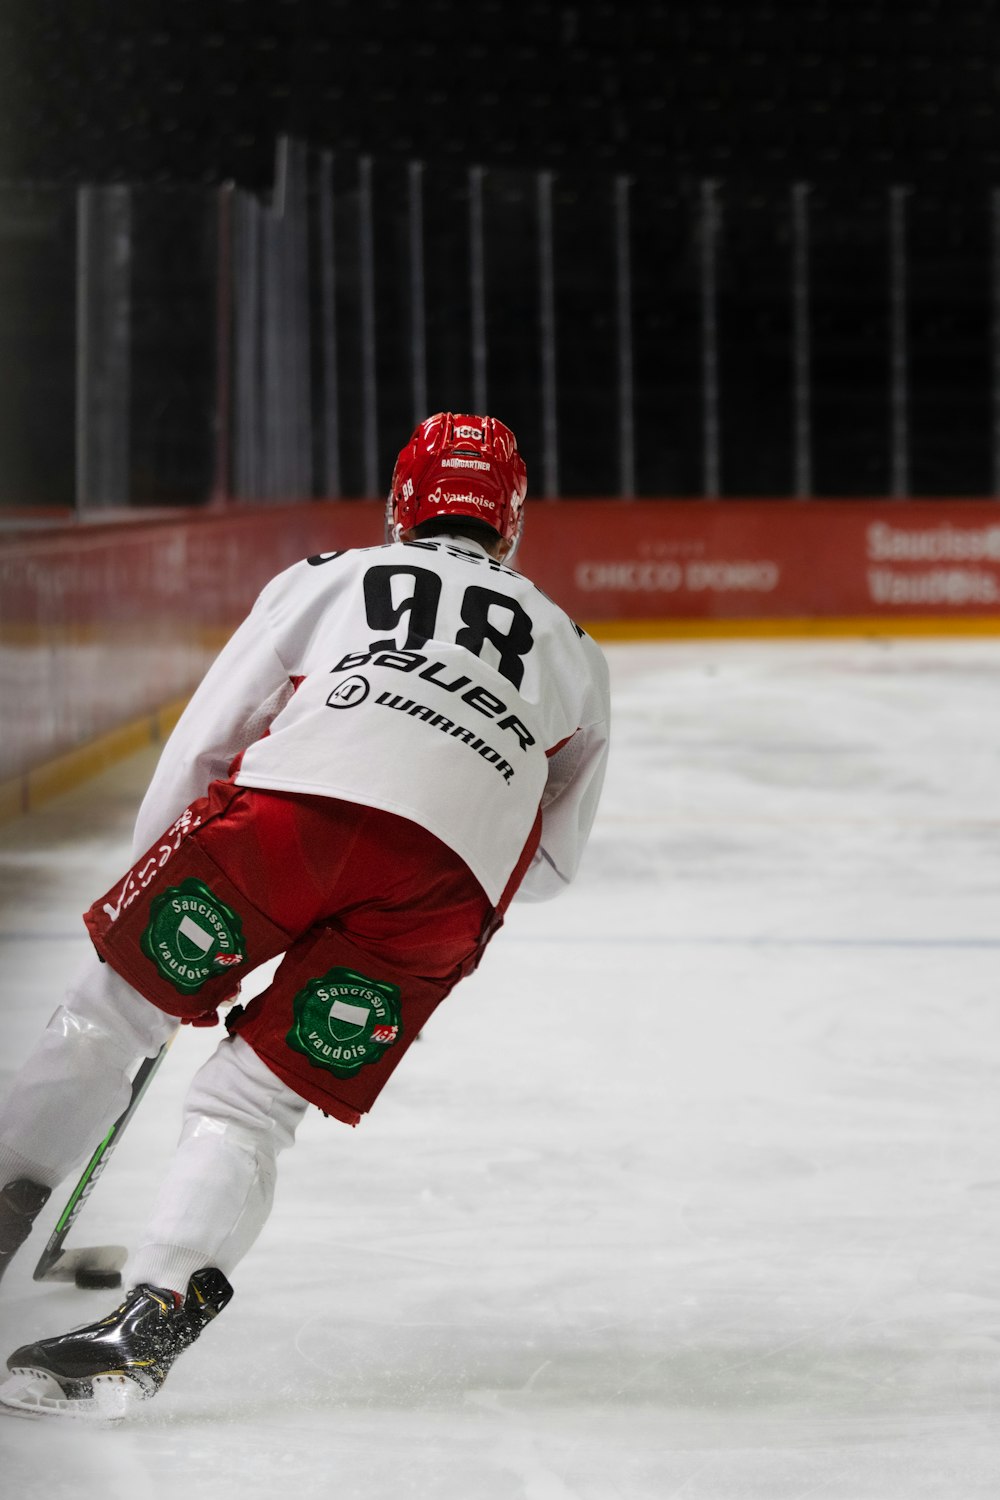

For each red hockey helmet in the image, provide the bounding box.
[387,412,528,557]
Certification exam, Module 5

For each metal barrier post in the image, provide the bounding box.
[889,184,910,498]
[700,179,721,498]
[615,174,635,497]
[992,187,1000,497]
[409,161,428,425]
[538,169,559,497]
[469,164,488,415]
[318,150,341,497]
[75,185,132,511]
[359,155,378,496]
[232,190,261,499]
[791,182,813,497]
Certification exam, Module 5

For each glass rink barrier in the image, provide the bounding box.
[3,144,1000,517]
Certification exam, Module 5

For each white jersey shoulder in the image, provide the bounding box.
[233,537,609,905]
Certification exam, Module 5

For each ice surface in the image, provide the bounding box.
[1,636,1000,1497]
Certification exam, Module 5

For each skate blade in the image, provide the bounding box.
[0,1368,140,1421]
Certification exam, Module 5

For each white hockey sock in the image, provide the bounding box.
[127,1036,307,1293]
[0,954,177,1190]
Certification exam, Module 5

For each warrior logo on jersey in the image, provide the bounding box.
[286,967,402,1078]
[140,879,247,994]
[326,674,370,709]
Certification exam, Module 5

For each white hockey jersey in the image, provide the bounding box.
[133,535,610,906]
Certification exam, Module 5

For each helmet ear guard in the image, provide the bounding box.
[387,412,528,559]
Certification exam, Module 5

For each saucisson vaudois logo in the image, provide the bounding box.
[140,879,247,994]
[286,967,402,1078]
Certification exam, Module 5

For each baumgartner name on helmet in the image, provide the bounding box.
[441,458,492,472]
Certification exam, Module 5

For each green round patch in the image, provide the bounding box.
[287,967,402,1078]
[140,878,247,994]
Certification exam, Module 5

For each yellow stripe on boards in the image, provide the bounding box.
[583,615,1000,641]
[0,697,189,825]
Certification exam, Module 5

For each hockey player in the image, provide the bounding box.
[0,412,610,1418]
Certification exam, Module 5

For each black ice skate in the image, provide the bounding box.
[0,1264,233,1419]
[0,1178,51,1286]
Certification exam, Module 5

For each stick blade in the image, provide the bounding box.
[34,1245,128,1283]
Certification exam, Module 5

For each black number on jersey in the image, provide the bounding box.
[364,566,535,687]
[364,566,442,651]
[456,585,534,689]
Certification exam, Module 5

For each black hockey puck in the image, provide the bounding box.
[74,1268,122,1290]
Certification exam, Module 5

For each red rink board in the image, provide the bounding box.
[3,497,1000,786]
[516,499,1000,622]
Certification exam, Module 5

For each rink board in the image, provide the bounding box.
[3,497,1000,805]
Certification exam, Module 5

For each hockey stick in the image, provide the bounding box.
[33,1042,171,1285]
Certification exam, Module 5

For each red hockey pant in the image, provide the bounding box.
[83,781,510,1126]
